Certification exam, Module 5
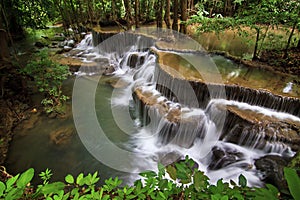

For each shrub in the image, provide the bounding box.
[21,49,70,114]
[0,157,299,199]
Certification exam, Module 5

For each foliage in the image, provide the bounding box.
[20,49,70,114]
[1,0,57,29]
[189,0,300,60]
[0,157,299,199]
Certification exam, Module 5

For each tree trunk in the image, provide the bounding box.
[123,0,132,29]
[252,28,260,61]
[172,0,179,31]
[187,0,194,16]
[0,29,9,61]
[134,0,140,28]
[156,0,163,28]
[284,20,297,58]
[111,0,116,20]
[257,25,269,57]
[0,5,10,61]
[164,0,171,29]
[179,0,187,34]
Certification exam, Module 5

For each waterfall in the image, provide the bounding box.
[73,30,299,186]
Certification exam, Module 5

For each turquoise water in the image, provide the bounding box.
[6,77,132,184]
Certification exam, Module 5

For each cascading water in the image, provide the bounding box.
[71,31,299,187]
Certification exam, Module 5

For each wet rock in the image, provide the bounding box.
[158,151,182,166]
[208,146,244,170]
[125,53,145,68]
[63,46,73,52]
[222,106,300,151]
[94,57,110,64]
[255,155,291,190]
[128,53,139,68]
[67,39,75,48]
[103,65,115,75]
[35,41,46,48]
[49,126,74,145]
[106,78,130,88]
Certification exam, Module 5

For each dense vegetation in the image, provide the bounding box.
[1,0,299,61]
[1,157,299,200]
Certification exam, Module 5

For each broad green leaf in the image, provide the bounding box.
[6,174,20,192]
[158,163,165,177]
[216,179,225,193]
[284,167,300,200]
[76,173,84,186]
[65,174,74,184]
[0,181,6,196]
[5,187,23,200]
[16,168,34,188]
[221,195,229,200]
[71,188,79,196]
[194,171,204,192]
[265,184,278,196]
[211,193,222,200]
[159,191,166,199]
[41,182,65,195]
[166,165,177,180]
[238,174,247,188]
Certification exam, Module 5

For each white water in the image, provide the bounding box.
[71,33,297,187]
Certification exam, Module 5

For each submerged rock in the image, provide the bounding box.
[49,127,75,145]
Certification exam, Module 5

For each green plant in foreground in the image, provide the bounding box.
[0,157,299,199]
[21,49,70,114]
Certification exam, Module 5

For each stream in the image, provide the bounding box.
[6,28,300,187]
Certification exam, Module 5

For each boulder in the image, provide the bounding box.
[255,155,291,190]
[208,146,244,170]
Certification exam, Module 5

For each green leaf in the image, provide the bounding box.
[16,168,34,188]
[158,163,165,177]
[5,188,23,200]
[221,195,229,200]
[166,165,177,180]
[6,174,20,192]
[139,170,157,178]
[158,191,166,199]
[211,193,222,200]
[284,167,300,199]
[238,174,247,188]
[65,174,74,184]
[76,173,84,186]
[194,171,205,192]
[265,184,278,196]
[41,182,65,195]
[0,181,6,196]
[71,188,79,196]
